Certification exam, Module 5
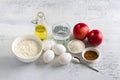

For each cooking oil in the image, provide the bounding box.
[32,12,47,40]
[34,24,47,40]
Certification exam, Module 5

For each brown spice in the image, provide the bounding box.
[84,51,98,60]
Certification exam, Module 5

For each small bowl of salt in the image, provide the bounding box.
[67,39,85,54]
[12,35,43,63]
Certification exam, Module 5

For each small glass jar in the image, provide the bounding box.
[52,23,71,46]
[32,12,47,40]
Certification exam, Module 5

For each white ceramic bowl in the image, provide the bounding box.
[67,40,85,54]
[81,47,100,62]
[12,35,43,63]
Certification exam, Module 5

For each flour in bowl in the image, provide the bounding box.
[14,39,41,59]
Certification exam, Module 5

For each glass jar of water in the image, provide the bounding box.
[52,23,71,46]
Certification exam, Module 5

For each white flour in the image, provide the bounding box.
[14,39,41,59]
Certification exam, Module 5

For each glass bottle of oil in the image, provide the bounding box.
[32,12,47,40]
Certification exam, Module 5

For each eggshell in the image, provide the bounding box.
[52,44,66,56]
[58,53,72,64]
[43,39,56,51]
[43,50,55,63]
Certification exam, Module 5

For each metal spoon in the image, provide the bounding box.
[73,57,99,72]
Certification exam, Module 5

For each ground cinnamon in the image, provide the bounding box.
[84,51,98,60]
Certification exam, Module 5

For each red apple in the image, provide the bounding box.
[73,23,89,40]
[87,29,103,46]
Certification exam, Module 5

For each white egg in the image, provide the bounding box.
[58,53,72,64]
[43,39,56,51]
[43,50,55,63]
[52,44,66,56]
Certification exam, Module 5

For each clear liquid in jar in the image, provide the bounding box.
[52,24,71,46]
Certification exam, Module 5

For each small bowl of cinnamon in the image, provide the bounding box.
[82,47,100,62]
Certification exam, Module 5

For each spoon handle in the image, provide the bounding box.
[81,62,99,72]
[73,57,99,72]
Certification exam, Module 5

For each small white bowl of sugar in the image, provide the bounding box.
[67,39,85,54]
[12,35,43,63]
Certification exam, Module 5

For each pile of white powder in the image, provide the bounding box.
[14,39,41,59]
[68,40,85,53]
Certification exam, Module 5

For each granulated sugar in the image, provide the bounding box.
[68,40,85,53]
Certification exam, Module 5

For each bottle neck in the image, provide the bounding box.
[32,12,46,26]
[37,18,44,25]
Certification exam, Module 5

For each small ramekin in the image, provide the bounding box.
[81,47,100,62]
[67,40,85,54]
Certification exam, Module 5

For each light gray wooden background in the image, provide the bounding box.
[0,0,120,80]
